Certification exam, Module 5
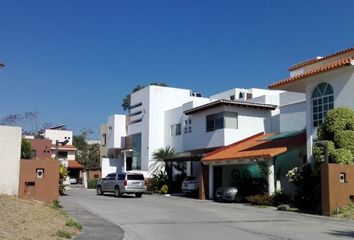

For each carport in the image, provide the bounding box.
[202,131,306,199]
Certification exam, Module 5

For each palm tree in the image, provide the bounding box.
[150,146,177,176]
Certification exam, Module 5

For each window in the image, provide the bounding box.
[230,95,235,100]
[58,151,68,159]
[170,124,182,136]
[246,93,253,100]
[184,118,192,134]
[102,134,107,146]
[132,133,142,170]
[206,112,238,132]
[312,83,334,127]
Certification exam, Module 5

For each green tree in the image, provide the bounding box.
[21,139,32,159]
[150,146,177,175]
[313,107,354,166]
[73,135,100,168]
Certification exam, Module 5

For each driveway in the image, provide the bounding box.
[61,188,354,240]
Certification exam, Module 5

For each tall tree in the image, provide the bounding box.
[21,139,32,159]
[73,134,100,168]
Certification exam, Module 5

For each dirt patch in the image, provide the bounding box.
[0,195,80,239]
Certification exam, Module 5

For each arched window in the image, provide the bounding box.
[312,83,334,127]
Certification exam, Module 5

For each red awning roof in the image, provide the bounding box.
[68,160,84,169]
[202,132,306,162]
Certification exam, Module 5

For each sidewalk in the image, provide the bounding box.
[61,195,124,240]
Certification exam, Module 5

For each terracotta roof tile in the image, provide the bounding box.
[288,47,354,71]
[68,160,84,169]
[202,132,306,162]
[269,57,354,89]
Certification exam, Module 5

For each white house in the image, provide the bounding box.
[101,85,305,185]
[269,46,354,162]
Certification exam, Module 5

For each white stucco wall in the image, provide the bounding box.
[304,67,354,162]
[107,114,127,149]
[183,105,272,151]
[0,126,21,195]
[44,129,73,145]
[279,101,306,132]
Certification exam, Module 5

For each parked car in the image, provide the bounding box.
[215,186,240,202]
[96,172,146,198]
[69,177,78,184]
[181,176,199,194]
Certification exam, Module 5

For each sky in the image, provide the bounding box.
[0,0,353,139]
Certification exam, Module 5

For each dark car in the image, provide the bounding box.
[215,186,240,202]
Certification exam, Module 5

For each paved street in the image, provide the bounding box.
[61,188,354,240]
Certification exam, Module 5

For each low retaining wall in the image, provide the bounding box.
[321,163,354,216]
[19,159,59,203]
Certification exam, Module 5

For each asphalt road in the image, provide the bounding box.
[61,188,354,240]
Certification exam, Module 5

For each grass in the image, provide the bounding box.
[65,218,83,230]
[0,195,81,239]
[332,204,354,219]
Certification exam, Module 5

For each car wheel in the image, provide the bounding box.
[234,194,241,203]
[135,193,142,198]
[96,186,104,195]
[114,186,121,198]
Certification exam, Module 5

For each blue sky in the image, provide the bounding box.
[0,0,353,139]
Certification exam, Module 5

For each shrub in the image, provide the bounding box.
[160,185,169,194]
[65,218,83,230]
[272,191,290,206]
[59,164,68,196]
[246,194,272,206]
[332,148,353,165]
[150,171,170,193]
[87,179,99,189]
[322,108,354,134]
[56,230,71,239]
[334,130,354,149]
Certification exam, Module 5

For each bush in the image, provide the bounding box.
[87,179,99,189]
[272,191,290,206]
[334,130,354,149]
[160,185,169,194]
[65,218,83,230]
[322,108,354,134]
[59,164,68,196]
[56,230,71,239]
[332,148,353,165]
[150,171,170,193]
[246,194,272,206]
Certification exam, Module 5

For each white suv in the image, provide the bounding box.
[96,172,146,198]
[181,176,199,194]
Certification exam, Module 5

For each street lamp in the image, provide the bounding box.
[314,140,329,164]
[55,139,69,160]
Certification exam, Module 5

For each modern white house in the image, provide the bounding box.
[100,85,306,197]
[269,46,354,162]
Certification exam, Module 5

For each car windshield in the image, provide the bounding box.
[127,174,144,180]
[185,176,196,181]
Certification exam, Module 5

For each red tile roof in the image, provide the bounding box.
[288,46,354,71]
[184,99,277,115]
[202,132,306,162]
[269,56,354,89]
[68,160,84,169]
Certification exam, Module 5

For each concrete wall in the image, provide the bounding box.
[183,105,272,151]
[101,157,124,177]
[28,139,52,159]
[107,114,127,149]
[321,163,354,216]
[0,126,21,195]
[18,159,59,203]
[279,101,306,132]
[44,129,73,145]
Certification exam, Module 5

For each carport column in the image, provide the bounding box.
[267,160,275,195]
[122,151,126,172]
[209,165,214,199]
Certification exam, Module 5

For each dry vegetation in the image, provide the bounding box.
[0,195,80,240]
[332,204,354,219]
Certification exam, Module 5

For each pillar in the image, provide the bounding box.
[208,165,214,199]
[268,160,275,195]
